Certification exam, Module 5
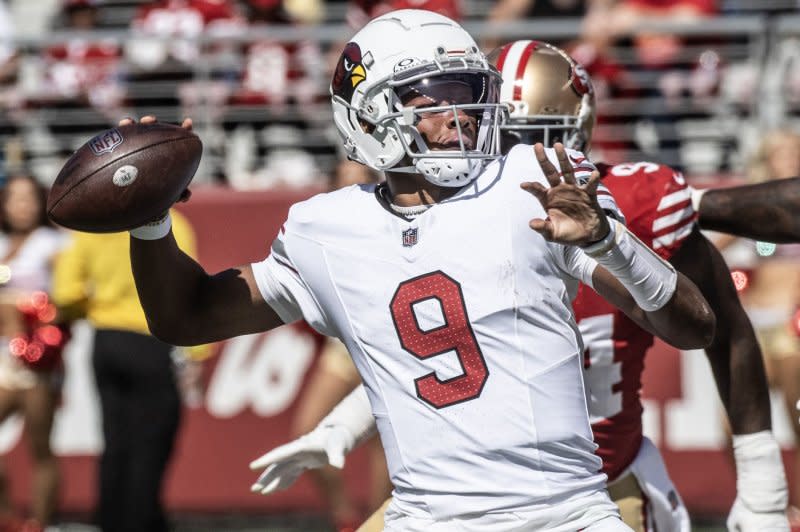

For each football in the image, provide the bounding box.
[47,122,202,233]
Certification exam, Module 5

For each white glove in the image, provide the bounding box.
[727,496,789,532]
[727,431,790,532]
[249,424,355,495]
[249,384,376,495]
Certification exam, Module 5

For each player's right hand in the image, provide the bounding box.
[249,425,355,495]
[727,496,790,532]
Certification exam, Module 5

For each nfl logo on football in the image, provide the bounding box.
[89,129,124,156]
[402,228,418,247]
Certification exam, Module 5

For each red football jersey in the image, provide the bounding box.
[574,161,697,480]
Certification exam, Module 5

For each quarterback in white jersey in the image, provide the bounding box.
[254,142,618,526]
[125,10,713,531]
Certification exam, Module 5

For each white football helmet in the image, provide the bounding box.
[330,9,505,187]
[488,40,596,152]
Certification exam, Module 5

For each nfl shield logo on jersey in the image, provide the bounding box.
[402,228,418,247]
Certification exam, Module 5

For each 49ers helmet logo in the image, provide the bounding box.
[570,63,593,97]
[332,42,367,103]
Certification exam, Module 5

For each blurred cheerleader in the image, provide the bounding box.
[0,175,70,531]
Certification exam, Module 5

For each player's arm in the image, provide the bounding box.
[131,232,283,346]
[524,144,715,350]
[590,259,712,350]
[693,177,800,242]
[671,227,789,529]
[124,116,284,345]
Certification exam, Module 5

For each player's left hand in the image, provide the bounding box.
[727,496,790,532]
[521,142,609,247]
[249,425,355,495]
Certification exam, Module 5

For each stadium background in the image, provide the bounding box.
[1,0,799,530]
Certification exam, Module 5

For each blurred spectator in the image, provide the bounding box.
[346,0,462,29]
[568,41,637,163]
[42,1,125,117]
[22,0,126,160]
[127,0,241,70]
[485,0,591,49]
[223,0,326,189]
[287,160,390,532]
[0,175,70,531]
[582,0,720,170]
[0,0,21,152]
[52,210,207,532]
[125,0,242,112]
[713,128,800,522]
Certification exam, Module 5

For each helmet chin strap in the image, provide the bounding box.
[385,156,485,187]
[415,156,485,187]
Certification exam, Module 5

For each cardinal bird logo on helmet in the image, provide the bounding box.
[332,42,367,103]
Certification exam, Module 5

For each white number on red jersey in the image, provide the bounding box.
[609,162,660,177]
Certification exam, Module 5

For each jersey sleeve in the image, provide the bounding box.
[250,225,330,333]
[600,162,697,260]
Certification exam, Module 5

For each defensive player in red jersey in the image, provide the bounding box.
[251,40,792,532]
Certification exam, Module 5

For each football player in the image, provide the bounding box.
[251,40,792,532]
[127,12,714,531]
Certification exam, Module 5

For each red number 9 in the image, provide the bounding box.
[390,271,489,408]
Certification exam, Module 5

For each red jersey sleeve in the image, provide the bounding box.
[599,162,698,261]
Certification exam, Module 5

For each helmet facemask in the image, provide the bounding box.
[331,16,507,187]
[501,89,595,152]
[387,66,505,186]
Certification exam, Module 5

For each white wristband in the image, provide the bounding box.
[690,187,707,213]
[129,212,172,240]
[319,384,376,451]
[583,218,678,311]
[733,431,788,512]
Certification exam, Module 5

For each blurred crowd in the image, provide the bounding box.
[0,0,796,189]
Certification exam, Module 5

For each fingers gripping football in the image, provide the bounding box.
[121,116,194,207]
[521,143,609,246]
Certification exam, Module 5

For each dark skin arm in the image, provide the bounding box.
[671,226,771,434]
[126,117,284,346]
[523,143,715,350]
[697,176,800,243]
[131,232,284,346]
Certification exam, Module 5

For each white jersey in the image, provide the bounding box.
[253,145,617,524]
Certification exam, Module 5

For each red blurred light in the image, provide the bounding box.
[31,291,49,310]
[731,270,749,292]
[24,341,44,362]
[792,308,800,337]
[37,304,57,323]
[9,336,28,357]
[36,325,63,347]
